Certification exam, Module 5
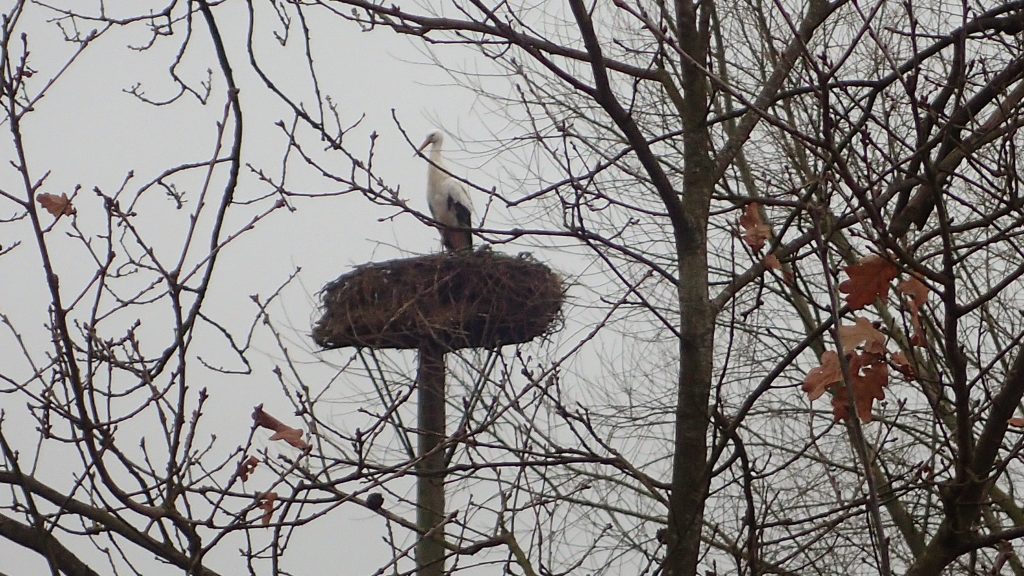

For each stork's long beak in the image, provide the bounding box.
[416,138,431,155]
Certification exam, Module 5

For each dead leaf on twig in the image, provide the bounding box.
[37,193,76,218]
[252,404,311,451]
[839,255,898,310]
[739,203,771,252]
[258,492,278,526]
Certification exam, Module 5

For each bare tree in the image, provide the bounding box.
[6,0,1024,575]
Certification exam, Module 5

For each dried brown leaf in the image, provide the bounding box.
[891,350,916,380]
[898,277,928,307]
[236,455,259,482]
[37,193,76,217]
[838,316,886,355]
[898,276,929,346]
[258,492,278,526]
[838,255,899,310]
[252,405,311,451]
[831,352,889,422]
[269,428,309,450]
[802,350,842,401]
[739,203,771,252]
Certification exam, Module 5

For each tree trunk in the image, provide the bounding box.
[663,1,716,574]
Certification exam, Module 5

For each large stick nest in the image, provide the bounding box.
[313,250,564,350]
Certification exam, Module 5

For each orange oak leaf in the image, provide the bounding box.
[898,276,929,346]
[802,350,842,401]
[831,352,889,422]
[236,455,259,482]
[258,492,278,526]
[763,253,794,285]
[898,276,928,306]
[838,316,886,355]
[1009,417,1024,428]
[838,255,899,310]
[891,350,916,380]
[739,203,771,252]
[252,405,311,451]
[37,193,76,217]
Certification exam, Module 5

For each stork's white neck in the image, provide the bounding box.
[427,142,447,188]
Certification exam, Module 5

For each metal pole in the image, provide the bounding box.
[416,343,446,576]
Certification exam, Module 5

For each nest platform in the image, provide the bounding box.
[313,250,563,350]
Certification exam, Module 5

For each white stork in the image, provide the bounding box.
[417,131,474,251]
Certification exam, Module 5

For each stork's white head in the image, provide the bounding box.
[417,130,444,153]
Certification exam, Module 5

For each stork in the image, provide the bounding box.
[417,131,474,251]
